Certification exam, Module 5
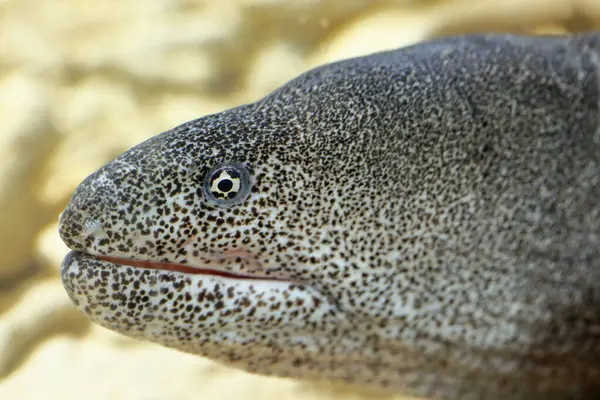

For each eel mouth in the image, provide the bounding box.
[94,254,288,281]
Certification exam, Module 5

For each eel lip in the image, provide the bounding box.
[94,254,288,281]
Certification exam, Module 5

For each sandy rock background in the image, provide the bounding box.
[1,0,600,399]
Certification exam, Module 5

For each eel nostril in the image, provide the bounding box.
[59,204,103,251]
[60,203,109,252]
[82,218,104,237]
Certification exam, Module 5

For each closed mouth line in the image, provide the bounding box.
[95,254,287,281]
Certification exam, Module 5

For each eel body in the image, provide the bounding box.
[59,32,600,399]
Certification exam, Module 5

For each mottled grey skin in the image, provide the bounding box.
[59,32,600,399]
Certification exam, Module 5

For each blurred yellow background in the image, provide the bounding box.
[1,0,600,399]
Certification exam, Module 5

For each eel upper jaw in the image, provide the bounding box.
[59,208,302,283]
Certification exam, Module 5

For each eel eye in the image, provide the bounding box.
[203,163,252,207]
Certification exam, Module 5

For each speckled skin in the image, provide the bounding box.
[59,33,600,399]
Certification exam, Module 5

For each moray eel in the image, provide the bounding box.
[59,32,600,399]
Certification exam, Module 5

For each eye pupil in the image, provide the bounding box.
[218,179,233,192]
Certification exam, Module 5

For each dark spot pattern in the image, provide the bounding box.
[59,33,600,400]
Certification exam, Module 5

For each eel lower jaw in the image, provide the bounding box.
[95,254,292,282]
